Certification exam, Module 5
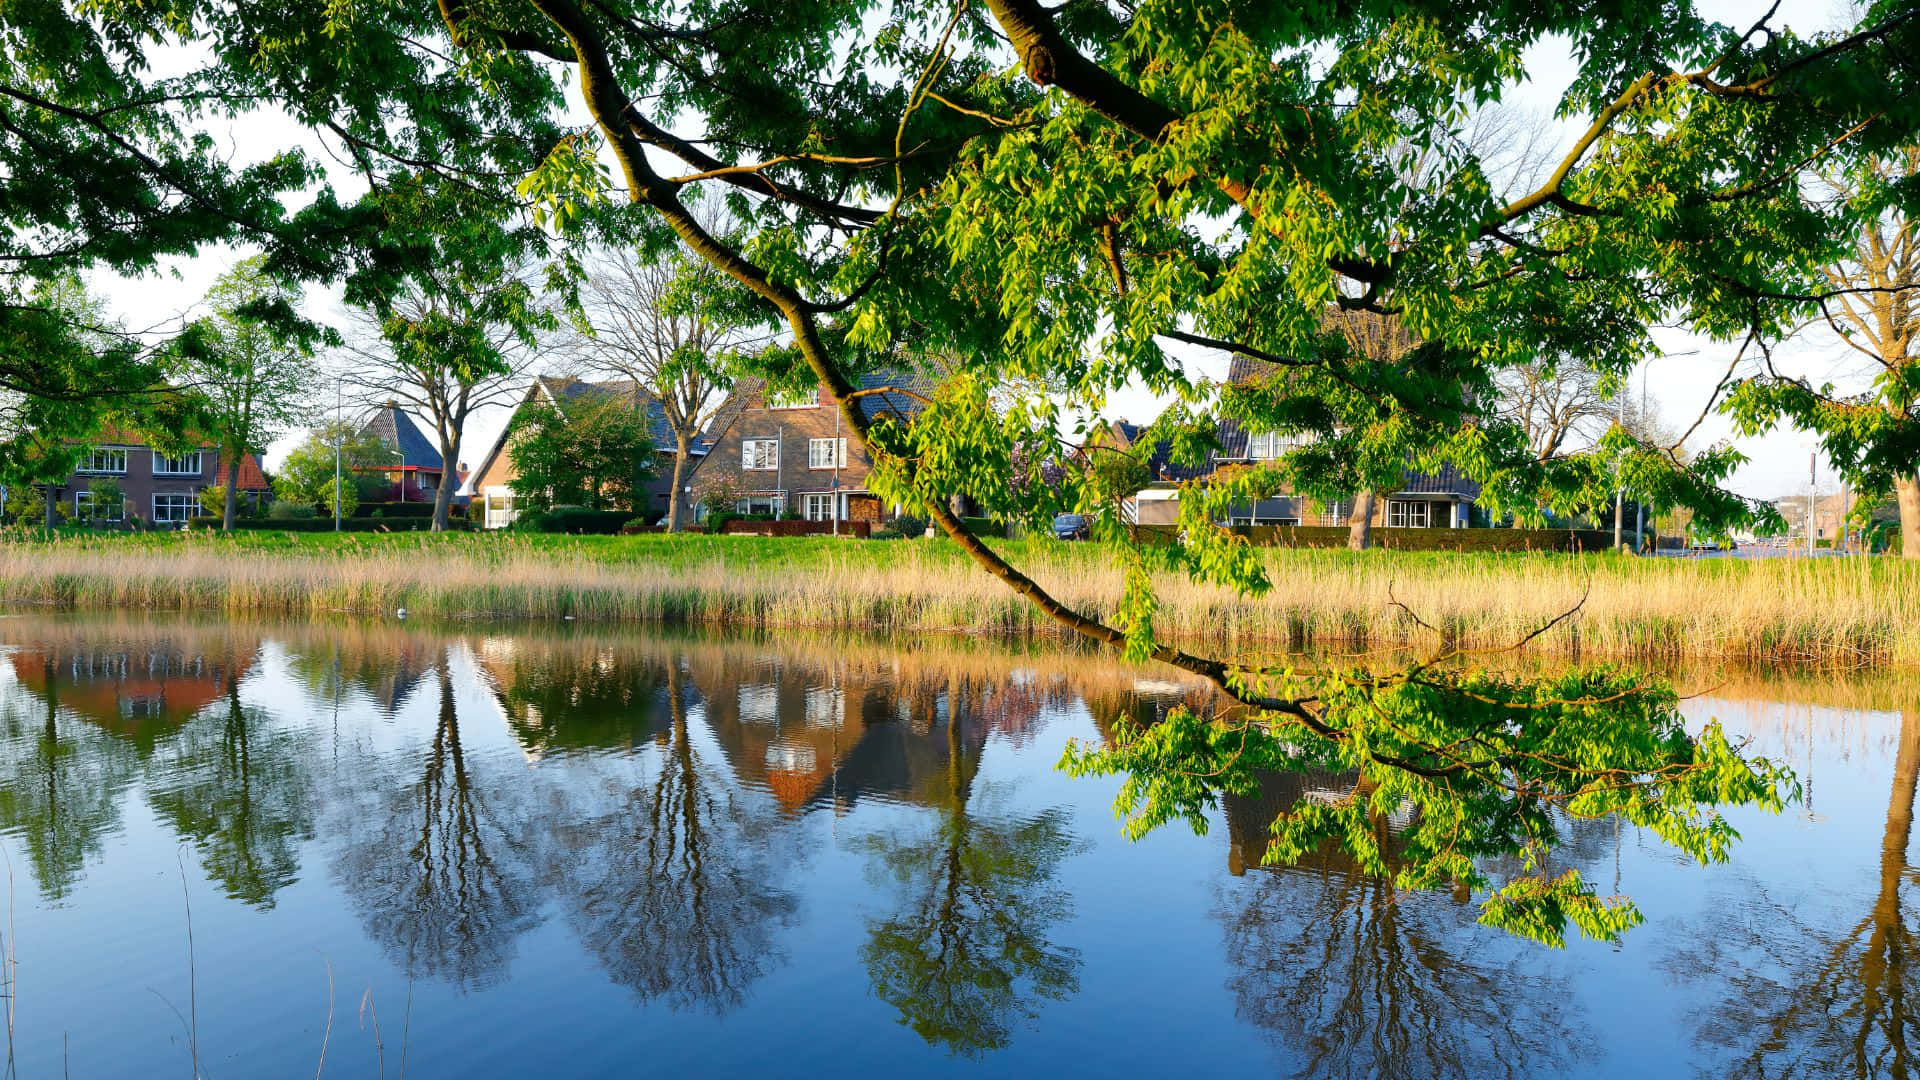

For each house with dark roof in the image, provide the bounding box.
[355,401,455,503]
[29,426,271,526]
[688,371,933,526]
[1121,354,1482,529]
[465,376,718,529]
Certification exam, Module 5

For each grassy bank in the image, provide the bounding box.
[0,530,1914,666]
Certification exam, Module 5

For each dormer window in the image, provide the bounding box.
[766,387,818,409]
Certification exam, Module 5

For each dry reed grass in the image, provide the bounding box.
[0,532,1914,667]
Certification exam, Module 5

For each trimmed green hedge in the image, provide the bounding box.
[1134,524,1615,552]
[185,517,471,532]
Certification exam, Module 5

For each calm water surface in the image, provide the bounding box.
[0,614,1910,1077]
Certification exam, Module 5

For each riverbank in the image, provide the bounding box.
[0,530,1912,666]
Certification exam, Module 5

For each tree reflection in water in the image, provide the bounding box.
[1679,708,1920,1078]
[858,677,1081,1057]
[145,671,315,908]
[1215,770,1596,1079]
[0,631,257,900]
[334,656,539,990]
[551,659,799,1012]
[0,655,142,899]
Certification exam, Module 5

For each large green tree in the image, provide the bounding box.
[22,0,1920,942]
[505,393,657,513]
[1727,148,1920,557]
[451,0,1916,942]
[0,1,310,450]
[175,257,320,529]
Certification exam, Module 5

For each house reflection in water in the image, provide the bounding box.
[8,631,257,741]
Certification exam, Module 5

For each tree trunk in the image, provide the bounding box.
[432,464,457,532]
[1897,472,1920,560]
[667,431,691,533]
[223,455,241,531]
[1347,490,1376,551]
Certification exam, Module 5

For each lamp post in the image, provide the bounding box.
[333,378,343,533]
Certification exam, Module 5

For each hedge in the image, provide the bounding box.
[184,517,471,532]
[1133,524,1616,552]
[517,507,634,535]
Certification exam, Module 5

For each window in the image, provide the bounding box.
[766,387,817,409]
[1245,432,1308,460]
[79,448,127,475]
[1386,500,1431,528]
[808,438,848,469]
[801,493,836,521]
[152,493,201,523]
[153,451,204,476]
[742,439,778,470]
[73,491,125,522]
[735,493,785,517]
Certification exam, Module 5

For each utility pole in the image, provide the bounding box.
[1808,451,1816,558]
[334,378,343,533]
[1613,385,1625,550]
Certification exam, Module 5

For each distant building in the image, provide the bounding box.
[1113,355,1482,529]
[466,376,717,529]
[31,428,270,526]
[355,401,459,503]
[689,372,932,525]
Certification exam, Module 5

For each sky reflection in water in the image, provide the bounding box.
[0,614,1908,1078]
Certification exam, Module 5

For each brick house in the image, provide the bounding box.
[1120,354,1482,528]
[356,401,459,503]
[24,431,270,526]
[689,372,931,525]
[465,376,717,529]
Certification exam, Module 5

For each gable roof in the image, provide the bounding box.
[359,402,444,471]
[535,375,680,448]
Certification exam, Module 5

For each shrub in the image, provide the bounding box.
[891,513,927,537]
[526,507,633,535]
[268,500,317,520]
[357,501,437,519]
[959,515,1002,538]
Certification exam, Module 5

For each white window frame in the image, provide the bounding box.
[152,451,204,477]
[78,448,128,475]
[734,493,785,517]
[74,490,125,522]
[1386,500,1431,529]
[766,387,817,409]
[807,438,847,470]
[152,492,202,524]
[741,439,779,471]
[801,492,836,521]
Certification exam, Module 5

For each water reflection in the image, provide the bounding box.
[333,660,541,990]
[856,673,1081,1056]
[548,658,800,1012]
[0,616,1910,1076]
[1215,771,1597,1077]
[0,628,258,899]
[1679,705,1920,1078]
[147,670,315,907]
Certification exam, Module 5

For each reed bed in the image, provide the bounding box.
[0,531,1915,667]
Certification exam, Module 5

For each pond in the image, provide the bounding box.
[0,613,1909,1077]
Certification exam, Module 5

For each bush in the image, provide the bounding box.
[959,515,1002,538]
[268,500,317,520]
[522,507,634,535]
[891,514,927,537]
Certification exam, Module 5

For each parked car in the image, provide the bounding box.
[1052,513,1088,540]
